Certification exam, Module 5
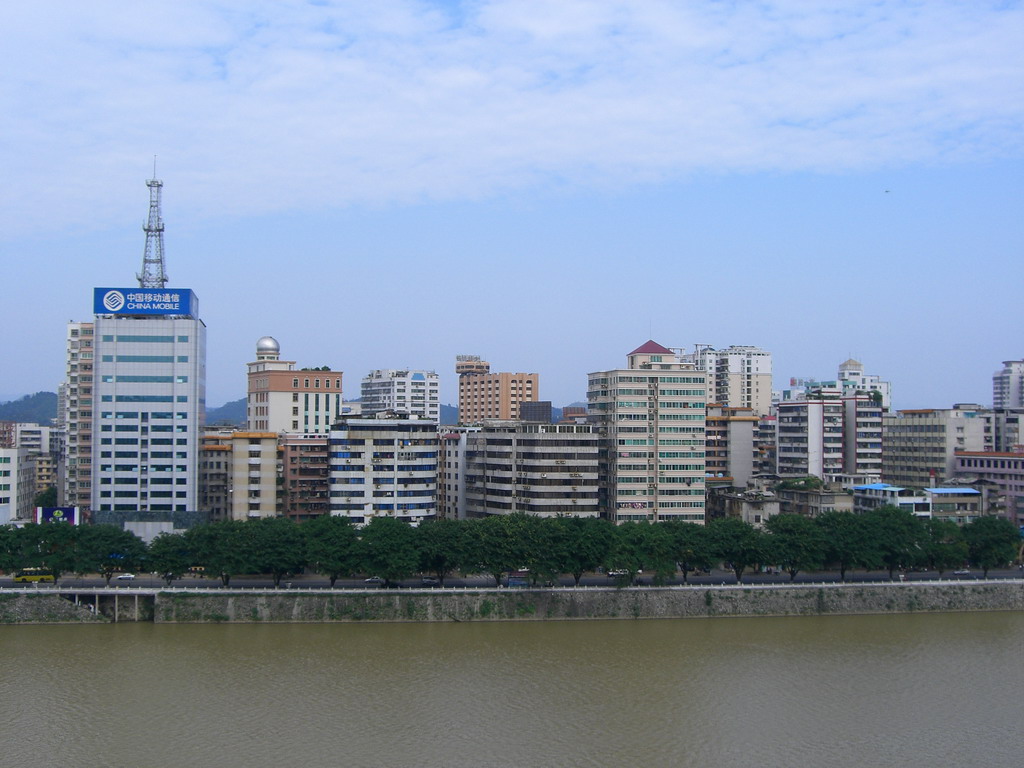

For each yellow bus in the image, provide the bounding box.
[14,568,55,583]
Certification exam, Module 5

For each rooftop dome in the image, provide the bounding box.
[256,336,280,355]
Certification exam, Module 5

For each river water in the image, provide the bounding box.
[2,613,1022,768]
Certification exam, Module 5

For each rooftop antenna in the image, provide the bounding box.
[137,156,168,289]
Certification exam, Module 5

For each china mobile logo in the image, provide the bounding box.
[102,290,125,311]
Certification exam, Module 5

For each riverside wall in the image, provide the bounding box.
[4,582,1022,625]
[0,593,108,624]
[152,581,1024,624]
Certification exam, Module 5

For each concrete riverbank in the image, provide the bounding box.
[4,580,1022,624]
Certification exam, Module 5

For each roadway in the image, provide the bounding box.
[3,567,1022,590]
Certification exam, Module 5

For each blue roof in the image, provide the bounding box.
[924,488,981,495]
[411,372,425,381]
[853,483,903,491]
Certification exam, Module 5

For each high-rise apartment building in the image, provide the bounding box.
[690,345,772,415]
[361,369,440,420]
[0,447,35,524]
[775,390,845,478]
[463,422,601,518]
[775,388,883,480]
[704,405,758,488]
[280,432,330,521]
[60,321,95,511]
[198,430,279,520]
[246,336,344,434]
[588,341,707,524]
[993,360,1024,409]
[456,355,538,423]
[327,415,439,525]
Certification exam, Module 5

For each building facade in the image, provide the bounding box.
[882,405,991,488]
[60,321,95,511]
[954,451,1024,526]
[704,405,758,488]
[281,432,330,521]
[199,430,279,520]
[690,345,773,415]
[361,369,440,420]
[463,422,601,518]
[246,337,343,434]
[588,341,707,523]
[90,307,206,515]
[993,360,1024,409]
[456,355,539,424]
[328,415,439,525]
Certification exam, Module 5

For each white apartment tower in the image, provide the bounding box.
[327,416,439,526]
[361,369,440,420]
[993,360,1024,409]
[690,345,772,415]
[246,337,344,434]
[588,341,707,524]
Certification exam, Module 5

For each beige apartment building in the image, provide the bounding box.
[199,430,279,520]
[588,341,707,524]
[690,345,773,415]
[60,322,95,513]
[456,355,538,424]
[246,336,344,434]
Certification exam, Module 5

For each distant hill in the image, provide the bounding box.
[0,392,57,424]
[206,397,247,427]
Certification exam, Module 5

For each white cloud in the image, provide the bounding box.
[1,0,1021,236]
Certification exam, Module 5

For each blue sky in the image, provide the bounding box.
[2,1,1022,410]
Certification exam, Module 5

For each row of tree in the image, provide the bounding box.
[1,508,1020,587]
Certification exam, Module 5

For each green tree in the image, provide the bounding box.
[248,517,306,586]
[75,525,146,585]
[964,516,1019,578]
[32,486,58,508]
[707,517,765,583]
[186,520,255,586]
[303,514,359,586]
[146,532,191,585]
[466,515,529,586]
[766,514,826,582]
[550,516,614,586]
[920,518,967,576]
[416,518,466,586]
[0,525,17,573]
[817,510,876,581]
[357,516,420,587]
[16,523,79,583]
[606,522,655,585]
[664,521,712,583]
[863,506,925,579]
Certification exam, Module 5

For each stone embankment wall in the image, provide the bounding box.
[154,582,1024,624]
[0,593,108,624]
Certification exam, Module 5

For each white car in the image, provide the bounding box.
[116,573,136,580]
[953,568,971,576]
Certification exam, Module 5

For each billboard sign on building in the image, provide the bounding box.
[35,506,80,525]
[94,288,198,317]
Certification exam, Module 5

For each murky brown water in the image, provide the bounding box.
[2,613,1022,767]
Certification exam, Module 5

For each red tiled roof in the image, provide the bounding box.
[628,340,674,355]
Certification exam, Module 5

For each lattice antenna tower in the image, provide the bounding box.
[137,159,168,289]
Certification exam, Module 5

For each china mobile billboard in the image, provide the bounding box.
[94,288,198,317]
[35,507,80,525]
